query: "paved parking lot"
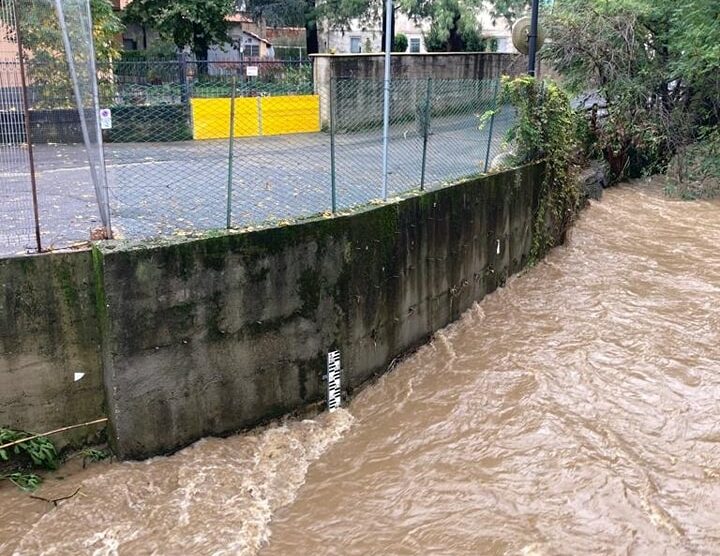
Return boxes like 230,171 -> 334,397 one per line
0,111 -> 513,255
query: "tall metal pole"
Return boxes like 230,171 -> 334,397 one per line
226,76 -> 236,229
54,0 -> 112,236
83,0 -> 112,237
329,77 -> 337,213
14,1 -> 42,252
419,78 -> 432,191
381,0 -> 393,200
527,0 -> 541,76
484,79 -> 500,173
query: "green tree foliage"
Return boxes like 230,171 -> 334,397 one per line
244,0 -> 527,54
124,0 -> 235,61
488,0 -> 528,25
246,0 -> 380,54
245,0 -> 322,54
392,32 -> 408,51
400,0 -> 483,52
543,0 -> 720,181
0,0 -> 122,107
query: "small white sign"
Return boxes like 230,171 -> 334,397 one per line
74,372 -> 85,382
326,351 -> 342,412
246,65 -> 259,77
99,108 -> 112,130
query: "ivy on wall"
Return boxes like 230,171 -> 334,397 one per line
501,76 -> 582,262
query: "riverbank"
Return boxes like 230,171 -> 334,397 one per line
3,178 -> 720,553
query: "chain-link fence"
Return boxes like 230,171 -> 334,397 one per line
1,0 -> 110,255
0,0 -> 39,255
1,55 -> 516,255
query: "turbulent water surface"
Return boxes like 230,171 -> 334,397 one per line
2,179 -> 720,555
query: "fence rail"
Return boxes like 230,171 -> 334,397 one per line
1,59 -> 513,256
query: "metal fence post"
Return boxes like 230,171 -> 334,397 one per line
178,52 -> 189,107
419,78 -> 432,191
226,76 -> 237,229
83,0 -> 113,239
484,79 -> 501,174
54,0 -> 112,236
381,0 -> 393,200
329,77 -> 337,213
13,1 -> 42,252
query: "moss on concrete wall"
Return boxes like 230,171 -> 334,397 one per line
0,163 -> 545,459
0,252 -> 106,449
98,162 -> 544,459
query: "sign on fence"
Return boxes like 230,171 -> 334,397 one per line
99,108 -> 112,130
246,66 -> 259,77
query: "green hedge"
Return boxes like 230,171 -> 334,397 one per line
104,105 -> 192,143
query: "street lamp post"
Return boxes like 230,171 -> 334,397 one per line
527,0 -> 541,76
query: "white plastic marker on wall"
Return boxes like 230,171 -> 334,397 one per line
326,351 -> 342,412
74,372 -> 85,382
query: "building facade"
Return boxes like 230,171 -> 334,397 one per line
320,3 -> 516,54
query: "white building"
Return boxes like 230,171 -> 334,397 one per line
320,3 -> 516,54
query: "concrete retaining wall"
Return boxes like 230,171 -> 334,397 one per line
313,53 -> 525,127
0,162 -> 547,459
0,252 -> 106,449
97,163 -> 544,458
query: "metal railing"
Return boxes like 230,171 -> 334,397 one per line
0,59 -> 514,256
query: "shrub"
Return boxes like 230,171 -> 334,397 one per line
105,105 -> 192,143
0,428 -> 59,491
393,34 -> 409,52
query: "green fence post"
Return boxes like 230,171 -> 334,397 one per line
484,78 -> 500,174
226,76 -> 237,229
329,77 -> 337,213
420,78 -> 432,191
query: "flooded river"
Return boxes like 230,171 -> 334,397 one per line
2,179 -> 720,555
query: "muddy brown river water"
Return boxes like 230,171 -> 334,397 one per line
2,179 -> 720,555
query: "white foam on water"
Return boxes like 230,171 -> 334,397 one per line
12,409 -> 354,556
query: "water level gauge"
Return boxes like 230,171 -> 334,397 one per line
326,351 -> 342,412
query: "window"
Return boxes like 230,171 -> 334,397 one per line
244,44 -> 260,57
122,37 -> 137,51
409,38 -> 421,53
350,37 -> 362,53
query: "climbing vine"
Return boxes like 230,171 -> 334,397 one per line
501,76 -> 582,261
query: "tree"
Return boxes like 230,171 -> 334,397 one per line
0,0 -> 123,107
124,0 -> 235,61
404,0 -> 482,52
245,0 -> 531,55
488,0 -> 528,25
393,32 -> 408,51
543,0 -> 720,180
246,0 -> 375,54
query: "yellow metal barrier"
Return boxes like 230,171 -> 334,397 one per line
190,95 -> 320,140
260,95 -> 321,135
190,98 -> 259,140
